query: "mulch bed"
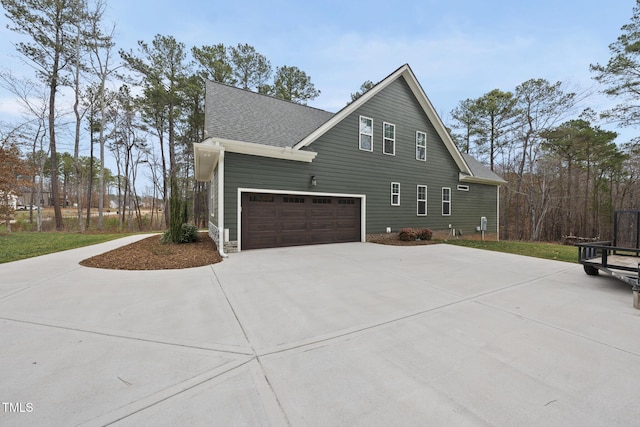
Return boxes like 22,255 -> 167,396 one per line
80,232 -> 223,270
366,233 -> 440,246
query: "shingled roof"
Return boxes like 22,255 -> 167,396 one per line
461,153 -> 506,183
205,80 -> 335,148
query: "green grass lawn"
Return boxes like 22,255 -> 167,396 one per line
0,232 -> 130,264
444,239 -> 578,263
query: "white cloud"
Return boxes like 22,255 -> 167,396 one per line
0,97 -> 24,117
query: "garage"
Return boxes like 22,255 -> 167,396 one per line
241,192 -> 361,250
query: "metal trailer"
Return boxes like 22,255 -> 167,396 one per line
576,210 -> 640,309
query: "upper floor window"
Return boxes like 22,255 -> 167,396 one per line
391,182 -> 400,206
417,185 -> 427,216
359,116 -> 373,151
383,122 -> 395,155
442,187 -> 451,216
416,131 -> 426,161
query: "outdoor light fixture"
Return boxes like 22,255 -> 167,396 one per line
311,175 -> 317,186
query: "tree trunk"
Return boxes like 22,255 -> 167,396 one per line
98,80 -> 106,230
49,23 -> 63,231
86,127 -> 94,228
49,112 -> 63,229
159,134 -> 169,228
73,29 -> 84,233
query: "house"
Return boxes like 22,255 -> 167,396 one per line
193,64 -> 505,253
0,191 -> 18,210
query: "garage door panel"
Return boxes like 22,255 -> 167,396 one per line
247,207 -> 277,218
337,208 -> 357,216
311,234 -> 336,244
337,220 -> 358,229
310,209 -> 334,217
242,192 -> 360,250
311,211 -> 335,217
247,222 -> 278,232
281,221 -> 308,231
247,236 -> 278,247
280,234 -> 311,246
310,220 -> 335,230
280,209 -> 307,218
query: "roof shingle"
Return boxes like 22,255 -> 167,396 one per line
461,153 -> 506,183
205,81 -> 334,148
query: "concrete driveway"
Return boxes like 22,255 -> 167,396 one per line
1,237 -> 639,426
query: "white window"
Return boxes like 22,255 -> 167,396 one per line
457,185 -> 469,191
383,122 -> 395,155
416,131 -> 426,161
417,185 -> 427,216
391,182 -> 400,206
210,170 -> 217,218
359,116 -> 373,151
442,187 -> 451,216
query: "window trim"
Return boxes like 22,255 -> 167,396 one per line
457,185 -> 469,192
417,185 -> 427,216
442,187 -> 451,216
210,191 -> 215,218
383,122 -> 396,156
391,182 -> 401,206
210,169 -> 217,218
416,131 -> 427,161
359,115 -> 373,152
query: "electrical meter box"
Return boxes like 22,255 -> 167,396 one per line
480,217 -> 487,232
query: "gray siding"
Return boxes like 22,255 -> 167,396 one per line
222,77 -> 499,240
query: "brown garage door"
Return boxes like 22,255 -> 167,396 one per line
241,193 -> 361,250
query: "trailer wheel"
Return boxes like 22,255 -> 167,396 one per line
583,265 -> 599,276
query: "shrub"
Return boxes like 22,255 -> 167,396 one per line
161,223 -> 199,244
179,223 -> 199,243
417,228 -> 433,240
398,227 -> 417,241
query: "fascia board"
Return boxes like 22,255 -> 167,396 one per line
459,173 -> 507,186
215,137 -> 317,162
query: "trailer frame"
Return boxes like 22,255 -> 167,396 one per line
576,210 -> 640,309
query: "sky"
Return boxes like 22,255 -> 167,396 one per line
0,0 -> 638,170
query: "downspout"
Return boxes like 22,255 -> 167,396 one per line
217,150 -> 228,258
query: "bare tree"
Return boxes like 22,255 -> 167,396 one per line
2,0 -> 87,230
509,79 -> 577,240
0,71 -> 49,230
71,5 -> 90,232
85,0 -> 117,230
